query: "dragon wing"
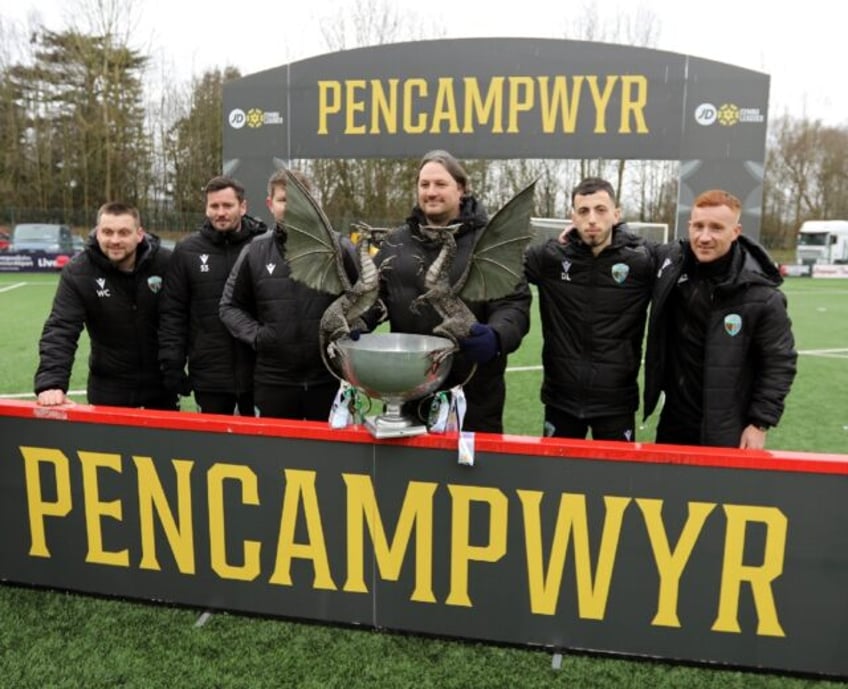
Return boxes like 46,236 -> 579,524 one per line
283,169 -> 350,295
460,179 -> 537,302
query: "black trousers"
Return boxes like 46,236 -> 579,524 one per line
655,409 -> 702,446
194,390 -> 255,417
544,405 -> 636,442
254,381 -> 338,421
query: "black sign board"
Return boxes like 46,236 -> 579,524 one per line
1,401 -> 845,678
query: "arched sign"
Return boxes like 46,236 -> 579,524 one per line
223,38 -> 769,236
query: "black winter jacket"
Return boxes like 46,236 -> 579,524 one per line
34,233 -> 172,407
643,237 -> 797,446
374,195 -> 531,433
158,216 -> 267,394
219,226 -> 357,388
525,224 -> 655,418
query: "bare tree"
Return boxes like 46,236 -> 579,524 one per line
559,2 -> 673,223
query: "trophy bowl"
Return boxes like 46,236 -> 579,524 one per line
334,332 -> 455,438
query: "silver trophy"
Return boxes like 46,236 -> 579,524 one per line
334,332 -> 454,438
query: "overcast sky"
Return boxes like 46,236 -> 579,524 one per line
3,0 -> 844,126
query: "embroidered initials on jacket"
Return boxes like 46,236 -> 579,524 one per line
95,278 -> 110,298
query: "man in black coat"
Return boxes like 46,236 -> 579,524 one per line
34,202 -> 176,410
643,189 -> 797,449
219,170 -> 357,421
525,177 -> 655,441
372,150 -> 531,434
158,176 -> 267,415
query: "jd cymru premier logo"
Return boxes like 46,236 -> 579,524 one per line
694,102 -> 764,127
228,108 -> 284,129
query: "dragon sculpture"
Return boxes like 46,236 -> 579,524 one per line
411,179 -> 538,348
282,167 -> 537,364
281,169 -> 386,372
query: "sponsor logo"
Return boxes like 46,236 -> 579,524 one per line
695,103 -> 717,126
695,102 -> 765,127
228,107 -> 284,130
228,108 -> 246,129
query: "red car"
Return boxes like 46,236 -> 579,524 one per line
0,230 -> 10,251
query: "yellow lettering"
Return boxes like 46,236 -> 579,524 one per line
586,76 -> 618,133
344,79 -> 367,135
507,76 -> 534,133
78,451 -> 128,567
371,78 -> 398,134
314,74 -> 651,138
446,486 -> 508,607
343,474 -> 437,602
463,76 -> 504,133
430,77 -> 460,133
317,80 -> 341,135
134,457 -> 195,574
637,498 -> 716,627
20,446 -> 73,558
519,491 -> 629,618
403,79 -> 427,133
619,75 -> 648,133
538,75 -> 583,133
207,463 -> 261,581
269,469 -> 336,590
713,505 -> 787,636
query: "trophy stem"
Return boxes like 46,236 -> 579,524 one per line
364,399 -> 428,439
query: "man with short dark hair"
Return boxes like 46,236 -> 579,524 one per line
219,169 -> 358,420
525,177 -> 655,441
158,175 -> 267,415
643,189 -> 797,448
35,202 -> 176,409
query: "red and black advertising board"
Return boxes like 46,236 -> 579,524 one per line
0,400 -> 845,678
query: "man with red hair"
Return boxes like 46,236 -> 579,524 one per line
643,189 -> 797,449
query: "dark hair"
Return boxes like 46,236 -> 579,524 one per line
571,177 -> 617,206
204,175 -> 245,201
97,201 -> 141,227
267,169 -> 312,196
419,149 -> 468,190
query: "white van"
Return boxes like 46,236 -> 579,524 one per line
795,220 -> 848,265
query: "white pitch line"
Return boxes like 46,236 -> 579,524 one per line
0,282 -> 27,293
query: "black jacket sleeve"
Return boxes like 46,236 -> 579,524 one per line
158,247 -> 190,371
34,272 -> 86,394
219,244 -> 261,348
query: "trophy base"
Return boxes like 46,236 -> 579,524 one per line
364,414 -> 428,439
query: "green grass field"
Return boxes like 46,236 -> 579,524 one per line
1,272 -> 847,688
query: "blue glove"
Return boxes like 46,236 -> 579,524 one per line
459,323 -> 499,365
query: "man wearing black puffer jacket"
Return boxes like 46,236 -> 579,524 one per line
372,150 -> 531,434
643,189 -> 797,449
219,170 -> 358,420
35,201 -> 176,410
525,177 -> 655,441
159,176 -> 267,416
